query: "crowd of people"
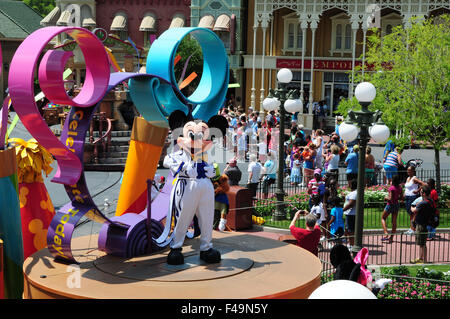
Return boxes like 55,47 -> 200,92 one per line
219,101 -> 348,190
215,100 -> 439,262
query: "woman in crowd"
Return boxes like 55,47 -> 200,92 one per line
302,144 -> 316,186
262,151 -> 277,199
313,129 -> 325,170
324,144 -> 340,182
365,146 -> 376,186
383,146 -> 402,185
426,178 -> 439,241
403,165 -> 425,235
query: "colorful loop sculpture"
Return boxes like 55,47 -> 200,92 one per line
7,26 -> 229,264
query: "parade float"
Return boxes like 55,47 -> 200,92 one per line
0,26 -> 322,299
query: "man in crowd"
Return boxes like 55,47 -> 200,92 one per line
410,185 -> 435,264
289,211 -> 321,256
345,144 -> 359,188
223,158 -> 242,186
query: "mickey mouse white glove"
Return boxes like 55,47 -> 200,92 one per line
204,164 -> 216,178
373,278 -> 392,291
186,162 -> 198,178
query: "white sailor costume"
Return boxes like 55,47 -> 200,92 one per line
161,149 -> 216,252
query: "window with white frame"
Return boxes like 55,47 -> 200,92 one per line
330,13 -> 352,56
283,13 -> 303,54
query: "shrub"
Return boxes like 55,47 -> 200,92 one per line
441,183 -> 450,202
416,267 -> 450,281
378,280 -> 449,299
381,265 -> 410,277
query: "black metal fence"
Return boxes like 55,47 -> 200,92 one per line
318,230 -> 450,280
240,168 -> 450,199
253,200 -> 450,231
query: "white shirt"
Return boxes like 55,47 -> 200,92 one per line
405,176 -> 419,197
247,161 -> 262,183
344,190 -> 357,216
327,154 -> 340,171
311,203 -> 325,225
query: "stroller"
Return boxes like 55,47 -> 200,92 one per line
398,158 -> 423,183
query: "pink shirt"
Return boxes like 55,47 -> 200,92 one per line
388,185 -> 402,205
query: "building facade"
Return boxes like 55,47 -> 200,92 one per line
245,0 -> 450,128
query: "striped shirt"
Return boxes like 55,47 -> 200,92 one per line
384,151 -> 399,167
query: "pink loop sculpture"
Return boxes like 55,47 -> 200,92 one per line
9,27 -> 110,186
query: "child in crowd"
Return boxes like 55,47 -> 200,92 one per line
307,195 -> 327,241
327,196 -> 345,248
381,175 -> 403,243
290,153 -> 302,186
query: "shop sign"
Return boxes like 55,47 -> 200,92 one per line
276,58 -> 364,70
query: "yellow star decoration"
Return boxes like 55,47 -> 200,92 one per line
28,218 -> 47,251
19,186 -> 30,208
8,138 -> 54,183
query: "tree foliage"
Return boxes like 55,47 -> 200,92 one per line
21,0 -> 56,17
337,15 -> 449,151
337,15 -> 450,192
173,35 -> 204,96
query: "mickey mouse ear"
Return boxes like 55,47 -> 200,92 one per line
207,115 -> 228,137
168,110 -> 189,131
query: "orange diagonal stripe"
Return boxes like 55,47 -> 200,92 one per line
174,54 -> 181,66
179,72 -> 198,90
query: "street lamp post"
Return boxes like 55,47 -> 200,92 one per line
339,82 -> 390,256
263,68 -> 303,221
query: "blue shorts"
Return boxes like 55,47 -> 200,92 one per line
405,195 -> 418,216
385,203 -> 399,215
384,165 -> 398,179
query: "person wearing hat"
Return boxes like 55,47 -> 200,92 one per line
223,158 -> 242,186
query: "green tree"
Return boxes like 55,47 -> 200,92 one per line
173,35 -> 203,97
337,15 -> 450,193
21,0 -> 55,17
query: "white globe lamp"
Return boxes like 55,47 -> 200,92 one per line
262,97 -> 281,112
308,280 -> 377,299
262,97 -> 276,111
338,121 -> 359,142
355,82 -> 376,103
284,98 -> 303,113
277,68 -> 293,84
370,123 -> 390,144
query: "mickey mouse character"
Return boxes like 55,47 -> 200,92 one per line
161,110 -> 228,265
329,244 -> 392,296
